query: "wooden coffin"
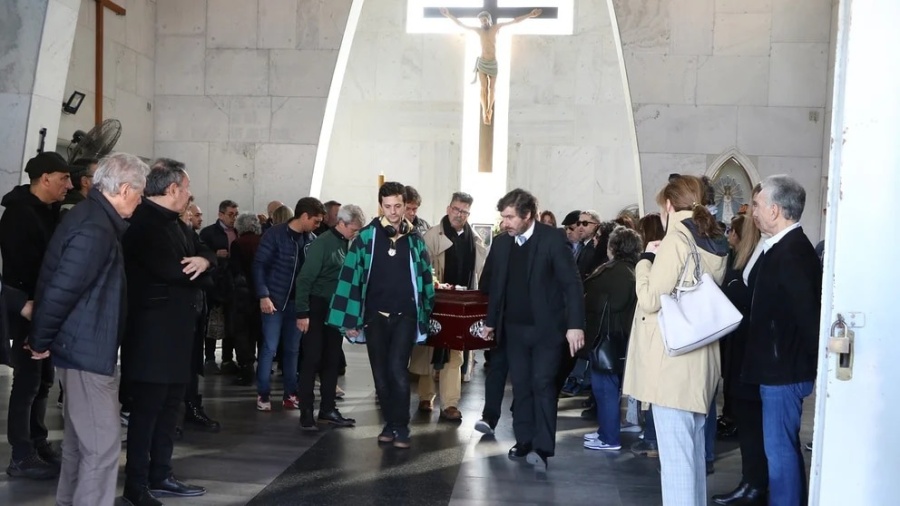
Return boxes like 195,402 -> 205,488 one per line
427,289 -> 495,351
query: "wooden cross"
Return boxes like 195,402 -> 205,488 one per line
95,0 -> 126,126
423,1 -> 558,173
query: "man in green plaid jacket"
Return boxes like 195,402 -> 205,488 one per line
326,182 -> 434,449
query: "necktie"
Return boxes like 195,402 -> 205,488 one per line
516,235 -> 526,246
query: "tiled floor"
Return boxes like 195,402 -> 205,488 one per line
0,347 -> 815,505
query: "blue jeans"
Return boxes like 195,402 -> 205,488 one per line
257,304 -> 301,400
591,371 -> 621,446
760,381 -> 814,506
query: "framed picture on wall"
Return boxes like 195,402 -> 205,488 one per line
472,224 -> 493,249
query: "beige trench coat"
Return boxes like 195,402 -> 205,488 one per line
409,222 -> 487,375
621,210 -> 727,415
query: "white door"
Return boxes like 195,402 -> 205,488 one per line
810,1 -> 900,504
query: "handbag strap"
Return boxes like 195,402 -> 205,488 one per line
671,233 -> 703,297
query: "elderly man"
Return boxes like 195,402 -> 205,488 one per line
28,153 -> 148,505
296,204 -> 366,430
0,151 -> 72,479
410,192 -> 486,421
121,159 -> 213,505
744,175 -> 822,506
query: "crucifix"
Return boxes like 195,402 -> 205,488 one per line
422,1 -> 558,173
95,0 -> 127,126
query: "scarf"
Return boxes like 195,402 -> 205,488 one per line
441,216 -> 476,288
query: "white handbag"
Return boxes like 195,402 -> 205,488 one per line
657,235 -> 742,357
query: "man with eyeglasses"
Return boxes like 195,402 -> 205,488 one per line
561,210 -> 581,256
200,200 -> 241,375
575,210 -> 603,279
410,192 -> 487,422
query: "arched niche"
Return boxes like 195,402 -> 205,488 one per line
705,149 -> 759,224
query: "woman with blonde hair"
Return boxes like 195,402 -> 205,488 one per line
622,175 -> 729,506
270,205 -> 294,226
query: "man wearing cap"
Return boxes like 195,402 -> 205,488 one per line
0,151 -> 72,479
561,210 -> 582,256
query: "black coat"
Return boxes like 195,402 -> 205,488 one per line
742,227 -> 822,385
0,185 -> 61,343
199,221 -> 234,304
721,252 -> 762,400
581,259 -> 637,371
484,222 -> 585,344
29,189 -> 129,376
122,199 -> 215,384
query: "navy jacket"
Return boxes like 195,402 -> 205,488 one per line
252,223 -> 315,312
29,189 -> 129,376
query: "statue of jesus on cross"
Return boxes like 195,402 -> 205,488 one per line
440,7 -> 542,126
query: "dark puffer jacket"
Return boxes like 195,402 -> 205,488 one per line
28,189 -> 129,376
252,223 -> 315,312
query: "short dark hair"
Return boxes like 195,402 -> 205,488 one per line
145,158 -> 187,197
404,185 -> 422,206
218,200 -> 238,213
450,192 -> 474,206
608,226 -> 643,264
379,182 -> 406,204
70,157 -> 99,191
294,197 -> 326,219
496,188 -> 538,220
324,200 -> 341,210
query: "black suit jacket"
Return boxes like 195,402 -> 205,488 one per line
484,222 -> 585,344
742,227 -> 822,385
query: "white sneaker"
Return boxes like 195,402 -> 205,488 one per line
584,439 -> 621,451
620,422 -> 642,433
120,411 -> 130,427
474,420 -> 494,435
257,395 -> 272,412
583,431 -> 601,441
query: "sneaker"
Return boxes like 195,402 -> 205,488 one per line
120,411 -> 131,427
630,439 -> 659,457
257,395 -> 272,412
583,431 -> 601,442
35,441 -> 61,468
377,425 -> 395,443
584,439 -> 621,451
6,453 -> 58,479
474,419 -> 495,435
393,427 -> 411,449
620,422 -> 642,433
283,395 -> 300,410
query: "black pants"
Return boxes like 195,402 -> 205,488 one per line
233,306 -> 261,369
300,296 -> 343,413
204,302 -> 236,364
733,397 -> 768,489
125,382 -> 186,489
481,336 -> 509,426
7,343 -> 53,461
365,312 -> 417,431
554,343 -> 578,394
506,324 -> 563,456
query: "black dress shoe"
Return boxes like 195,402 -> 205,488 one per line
300,410 -> 319,431
184,398 -> 221,432
123,486 -> 163,506
318,409 -> 355,427
508,443 -> 532,459
149,475 -> 206,497
712,482 -> 767,505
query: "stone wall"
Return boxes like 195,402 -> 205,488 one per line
59,0 -> 157,159
153,0 -> 351,216
612,0 -> 834,239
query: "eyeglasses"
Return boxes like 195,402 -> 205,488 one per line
449,206 -> 470,217
577,221 -> 598,227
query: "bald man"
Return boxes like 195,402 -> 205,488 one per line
260,201 -> 285,232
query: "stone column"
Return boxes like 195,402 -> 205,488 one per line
0,0 -> 80,192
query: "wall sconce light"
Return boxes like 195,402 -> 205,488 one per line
62,91 -> 86,114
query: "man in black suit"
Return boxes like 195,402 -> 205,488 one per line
481,189 -> 585,471
744,174 -> 822,506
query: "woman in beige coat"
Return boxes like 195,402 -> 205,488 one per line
622,175 -> 729,506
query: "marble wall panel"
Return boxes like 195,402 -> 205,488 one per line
32,0 -> 79,101
155,36 -> 205,95
737,106 -> 824,157
270,97 -> 327,144
610,0 -> 670,54
713,13 -> 772,56
258,0 -> 297,49
206,49 -> 269,96
670,0 -> 714,55
269,49 -> 337,97
638,153 -> 709,209
373,33 -> 423,102
209,142 -> 257,210
771,0 -> 832,43
154,141 -> 211,211
113,88 -> 154,156
0,0 -> 47,95
634,104 -> 738,154
226,97 -> 272,143
696,55 -> 769,105
136,54 -> 154,98
768,43 -> 828,107
115,45 -> 138,94
66,27 -> 95,94
316,0 -> 353,51
254,143 -> 317,208
715,0 -> 772,13
625,54 -> 698,105
155,96 -> 229,142
756,155 -> 824,238
156,0 -> 206,36
125,0 -> 155,59
0,94 -> 29,183
207,0 -> 258,49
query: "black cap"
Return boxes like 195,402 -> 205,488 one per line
24,152 -> 70,180
561,210 -> 581,226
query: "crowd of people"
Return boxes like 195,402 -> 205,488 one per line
0,151 -> 822,506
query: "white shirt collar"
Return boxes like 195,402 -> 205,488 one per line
763,222 -> 801,252
518,220 -> 536,242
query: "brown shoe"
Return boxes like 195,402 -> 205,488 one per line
440,406 -> 462,421
418,400 -> 434,413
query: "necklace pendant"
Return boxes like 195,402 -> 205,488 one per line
388,248 -> 396,257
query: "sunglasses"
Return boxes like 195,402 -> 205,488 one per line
577,221 -> 598,227
565,225 -> 577,232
